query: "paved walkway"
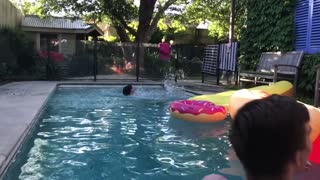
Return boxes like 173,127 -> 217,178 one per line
0,80 -> 225,176
0,81 -> 57,175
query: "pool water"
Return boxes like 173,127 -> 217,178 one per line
4,86 -> 243,180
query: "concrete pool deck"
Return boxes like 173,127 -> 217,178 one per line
0,81 -> 57,175
0,80 -> 226,175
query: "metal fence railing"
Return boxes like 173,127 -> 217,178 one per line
0,34 -> 238,84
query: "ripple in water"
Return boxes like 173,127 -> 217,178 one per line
4,87 -> 243,180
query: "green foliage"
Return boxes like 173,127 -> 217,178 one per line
68,55 -> 94,77
127,21 -> 139,41
298,54 -> 320,97
0,63 -> 13,81
158,19 -> 186,34
183,0 -> 228,41
21,0 -> 45,17
157,19 -> 187,41
103,0 -> 138,23
239,0 -> 296,70
182,0 -> 244,42
144,52 -> 163,78
105,35 -> 118,42
38,0 -> 181,42
149,30 -> 165,43
0,28 -> 35,75
41,0 -> 105,21
32,56 -> 70,80
208,21 -> 228,41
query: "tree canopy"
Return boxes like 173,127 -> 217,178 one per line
23,0 -> 240,43
181,0 -> 245,42
37,0 -> 184,42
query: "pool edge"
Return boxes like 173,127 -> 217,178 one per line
0,84 -> 58,178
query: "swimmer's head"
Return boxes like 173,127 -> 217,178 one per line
123,84 -> 133,96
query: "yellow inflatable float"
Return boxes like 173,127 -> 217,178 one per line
228,89 -> 320,164
189,81 -> 293,111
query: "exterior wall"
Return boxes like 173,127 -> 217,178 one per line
0,0 -> 22,29
23,31 -> 77,54
60,34 -> 76,55
24,32 -> 40,51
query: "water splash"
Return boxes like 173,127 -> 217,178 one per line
163,79 -> 176,91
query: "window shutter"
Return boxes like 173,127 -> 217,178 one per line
295,0 -> 309,51
310,0 -> 320,53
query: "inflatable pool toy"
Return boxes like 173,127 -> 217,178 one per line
169,100 -> 227,123
228,89 -> 320,164
228,89 -> 269,119
189,81 -> 293,112
250,80 -> 293,97
189,90 -> 235,111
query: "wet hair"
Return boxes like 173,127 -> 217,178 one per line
229,95 -> 310,178
123,84 -> 132,96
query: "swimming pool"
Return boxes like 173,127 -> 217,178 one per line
3,86 -> 242,180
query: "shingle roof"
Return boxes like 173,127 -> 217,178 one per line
22,15 -> 91,30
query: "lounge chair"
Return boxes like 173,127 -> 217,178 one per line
237,51 -> 304,96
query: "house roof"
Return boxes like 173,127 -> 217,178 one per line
21,15 -> 103,35
22,15 -> 91,29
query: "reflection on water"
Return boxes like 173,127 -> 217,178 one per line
4,87 -> 243,180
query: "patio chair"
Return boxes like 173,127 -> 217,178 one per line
237,51 -> 304,96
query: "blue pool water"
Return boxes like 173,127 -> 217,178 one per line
4,86 -> 243,180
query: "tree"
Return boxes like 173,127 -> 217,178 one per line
21,0 -> 46,17
181,0 -> 246,42
39,0 -> 184,43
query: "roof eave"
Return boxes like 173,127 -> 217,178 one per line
85,25 -> 104,36
21,26 -> 89,34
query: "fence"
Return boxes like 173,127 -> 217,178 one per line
27,40 -> 206,81
0,35 -> 238,84
0,0 -> 22,29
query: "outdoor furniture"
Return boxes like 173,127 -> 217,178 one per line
201,45 -> 219,84
237,51 -> 304,96
314,64 -> 320,106
201,42 -> 238,84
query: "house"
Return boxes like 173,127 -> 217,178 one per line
295,0 -> 320,54
21,15 -> 104,55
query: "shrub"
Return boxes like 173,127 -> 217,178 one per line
0,28 -> 35,75
298,54 -> 320,97
239,0 -> 296,70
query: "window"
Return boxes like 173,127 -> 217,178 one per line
40,34 -> 59,52
295,0 -> 320,54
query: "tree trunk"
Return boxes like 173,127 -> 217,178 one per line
114,25 -> 135,63
114,25 -> 130,42
136,0 -> 156,43
134,0 -> 157,79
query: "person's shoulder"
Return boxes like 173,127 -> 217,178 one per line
202,174 -> 227,180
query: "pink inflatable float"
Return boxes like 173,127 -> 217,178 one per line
169,100 -> 227,123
